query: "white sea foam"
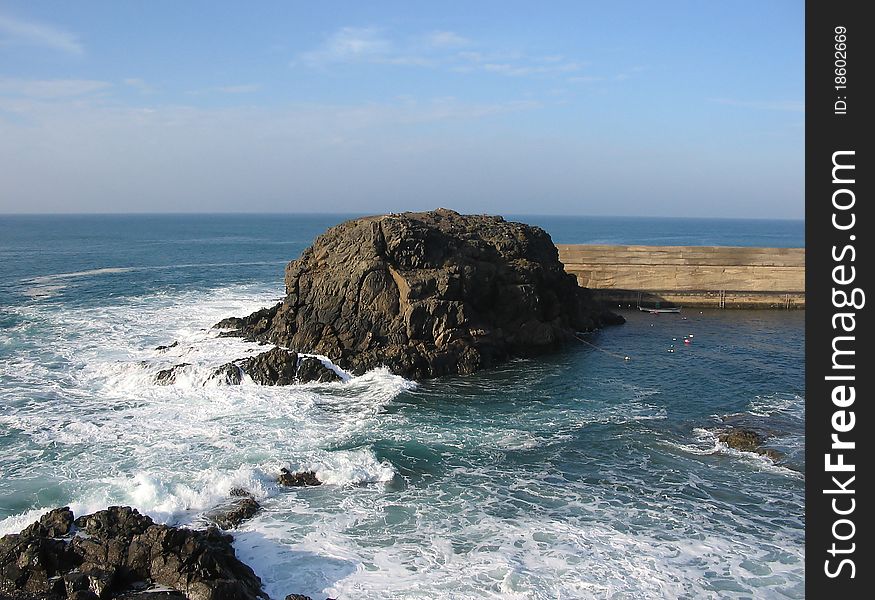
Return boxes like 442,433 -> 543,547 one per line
26,267 -> 137,283
0,283 -> 408,525
231,478 -> 803,600
748,392 -> 805,419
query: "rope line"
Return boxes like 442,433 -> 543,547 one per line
574,333 -> 631,361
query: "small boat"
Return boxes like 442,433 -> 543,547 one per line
638,306 -> 682,314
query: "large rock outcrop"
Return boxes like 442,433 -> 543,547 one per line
216,209 -> 623,379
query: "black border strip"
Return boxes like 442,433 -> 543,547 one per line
806,1 -> 872,596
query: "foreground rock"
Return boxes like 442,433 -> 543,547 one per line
215,209 -> 623,379
210,349 -> 341,386
1,506 -> 267,600
718,428 -> 783,461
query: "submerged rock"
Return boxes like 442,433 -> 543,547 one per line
210,350 -> 341,386
154,364 -> 190,386
202,497 -> 261,531
718,428 -> 764,452
215,209 -> 623,379
718,428 -> 784,461
154,341 -> 178,352
1,506 -> 267,600
277,469 -> 321,487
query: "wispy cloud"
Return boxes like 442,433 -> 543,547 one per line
711,98 -> 805,112
123,78 -> 156,94
463,60 -> 583,77
450,49 -> 584,77
296,27 -> 392,66
426,30 -> 470,48
295,26 -> 585,79
0,13 -> 83,55
0,77 -> 110,98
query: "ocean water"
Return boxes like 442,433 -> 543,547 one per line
0,215 -> 804,599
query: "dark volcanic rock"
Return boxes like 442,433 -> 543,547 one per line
718,428 -> 764,452
73,506 -> 153,542
212,351 -> 341,386
239,347 -> 299,386
277,469 -> 321,487
39,507 -> 74,538
203,498 -> 261,531
154,341 -> 178,352
1,506 -> 267,600
718,428 -> 783,461
0,521 -> 76,597
215,209 -> 623,379
294,358 -> 341,383
214,305 -> 280,339
154,364 -> 190,386
208,363 -> 243,386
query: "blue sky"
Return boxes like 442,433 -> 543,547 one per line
0,1 -> 803,217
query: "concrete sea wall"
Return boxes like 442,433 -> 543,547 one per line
556,245 -> 805,309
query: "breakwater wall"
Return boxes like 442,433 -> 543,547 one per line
556,245 -> 805,309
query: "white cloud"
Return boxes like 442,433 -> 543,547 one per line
426,30 -> 470,48
0,13 -> 83,55
295,26 -> 583,78
477,61 -> 582,77
123,78 -> 156,93
297,27 -> 392,66
452,49 -> 583,77
0,77 -> 110,98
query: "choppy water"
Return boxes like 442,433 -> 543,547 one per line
0,215 -> 804,599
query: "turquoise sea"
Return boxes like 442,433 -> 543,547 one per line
0,215 -> 804,599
